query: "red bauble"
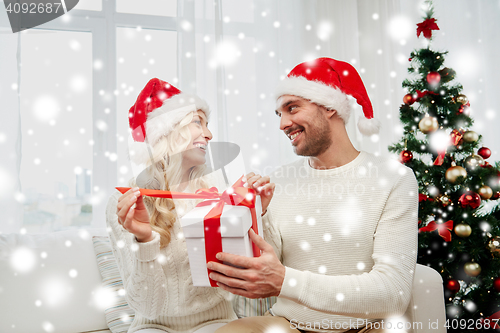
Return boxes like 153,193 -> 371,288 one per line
446,279 -> 460,294
478,147 -> 492,159
400,150 -> 413,163
426,72 -> 441,86
494,278 -> 500,292
493,192 -> 500,200
459,191 -> 481,209
403,94 -> 416,105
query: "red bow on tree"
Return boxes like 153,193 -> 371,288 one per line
417,18 -> 440,39
419,220 -> 454,242
415,89 -> 438,101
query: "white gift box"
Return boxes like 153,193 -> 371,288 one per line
181,196 -> 262,287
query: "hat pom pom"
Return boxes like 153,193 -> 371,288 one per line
357,116 -> 381,136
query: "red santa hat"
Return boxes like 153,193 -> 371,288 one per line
274,57 -> 380,136
128,78 -> 210,164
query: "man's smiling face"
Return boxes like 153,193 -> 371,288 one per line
275,95 -> 333,157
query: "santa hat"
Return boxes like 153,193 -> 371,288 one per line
128,78 -> 210,164
275,57 -> 380,136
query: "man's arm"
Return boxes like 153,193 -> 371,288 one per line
208,169 -> 418,319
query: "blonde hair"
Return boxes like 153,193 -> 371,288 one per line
130,111 -> 209,248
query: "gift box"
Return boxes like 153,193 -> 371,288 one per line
181,195 -> 262,287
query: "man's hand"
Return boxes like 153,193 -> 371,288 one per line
207,228 -> 285,298
243,172 -> 275,215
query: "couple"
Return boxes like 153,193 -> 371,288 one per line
107,57 -> 418,333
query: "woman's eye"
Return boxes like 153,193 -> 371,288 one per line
193,120 -> 202,125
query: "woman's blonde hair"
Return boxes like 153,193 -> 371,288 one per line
130,111 -> 209,248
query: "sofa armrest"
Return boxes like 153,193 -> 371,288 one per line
403,264 -> 447,333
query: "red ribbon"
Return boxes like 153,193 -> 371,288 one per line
419,220 -> 453,242
416,18 -> 440,39
116,176 -> 260,287
418,193 -> 434,202
433,129 -> 465,166
415,89 -> 438,101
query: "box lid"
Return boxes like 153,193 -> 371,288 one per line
181,196 -> 261,238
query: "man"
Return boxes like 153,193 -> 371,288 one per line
209,57 -> 418,333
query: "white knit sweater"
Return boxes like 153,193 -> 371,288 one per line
263,151 -> 418,333
105,189 -> 237,333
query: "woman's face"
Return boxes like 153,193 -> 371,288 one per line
182,110 -> 212,169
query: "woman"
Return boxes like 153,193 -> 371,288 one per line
106,78 -> 274,333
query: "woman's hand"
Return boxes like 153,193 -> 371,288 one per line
243,172 -> 275,215
116,188 -> 154,242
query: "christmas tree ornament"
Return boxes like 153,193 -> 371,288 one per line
438,67 -> 456,82
478,147 -> 492,159
456,94 -> 468,104
454,223 -> 472,238
478,185 -> 493,200
458,101 -> 471,116
463,130 -> 479,143
459,191 -> 481,209
403,93 -> 416,105
464,154 -> 484,171
493,192 -> 500,200
419,115 -> 438,134
426,71 -> 441,87
446,279 -> 460,294
416,18 -> 440,39
400,149 -> 413,163
489,236 -> 500,258
445,165 -> 467,184
464,262 -> 481,277
436,194 -> 451,207
494,278 -> 500,292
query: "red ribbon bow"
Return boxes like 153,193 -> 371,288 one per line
116,176 -> 260,287
415,89 -> 438,101
419,220 -> 453,242
416,18 -> 440,39
433,129 -> 465,166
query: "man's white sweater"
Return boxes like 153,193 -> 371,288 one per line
263,151 -> 418,332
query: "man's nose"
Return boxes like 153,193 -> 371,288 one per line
279,113 -> 292,131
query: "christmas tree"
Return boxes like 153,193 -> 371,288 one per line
388,2 -> 500,331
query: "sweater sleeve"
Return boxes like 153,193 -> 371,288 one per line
278,169 -> 418,319
105,192 -> 167,320
262,208 -> 282,261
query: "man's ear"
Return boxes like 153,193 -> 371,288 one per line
324,107 -> 337,119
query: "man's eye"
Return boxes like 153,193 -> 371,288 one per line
289,106 -> 297,111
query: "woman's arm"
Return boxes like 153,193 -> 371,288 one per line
106,191 -> 167,320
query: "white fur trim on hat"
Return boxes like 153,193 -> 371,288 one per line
145,92 -> 210,146
274,76 -> 351,123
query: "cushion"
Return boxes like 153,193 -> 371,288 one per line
92,236 -> 135,333
232,295 -> 277,318
0,229 -> 109,333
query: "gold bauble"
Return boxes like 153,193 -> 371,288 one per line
479,185 -> 493,200
464,154 -> 484,171
418,116 -> 439,134
456,94 -> 468,105
463,131 -> 479,143
436,194 -> 451,207
445,165 -> 467,184
464,262 -> 481,277
488,236 -> 500,258
454,223 -> 472,238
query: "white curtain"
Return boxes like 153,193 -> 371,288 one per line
1,0 -> 499,232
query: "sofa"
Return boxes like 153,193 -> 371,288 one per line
0,228 -> 447,333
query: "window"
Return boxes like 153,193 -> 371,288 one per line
17,1 -> 178,232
